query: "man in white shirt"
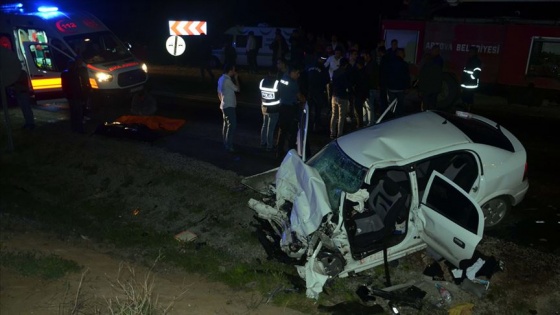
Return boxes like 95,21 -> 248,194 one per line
217,63 -> 240,152
323,47 -> 343,100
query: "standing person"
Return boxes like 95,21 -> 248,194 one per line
330,57 -> 351,139
387,38 -> 399,56
346,48 -> 360,128
378,45 -> 390,114
274,58 -> 288,80
386,48 -> 411,117
323,47 -> 343,101
306,54 -> 330,133
276,65 -> 303,159
224,40 -> 237,67
362,49 -> 380,126
259,75 -> 280,152
352,57 -> 369,129
289,29 -> 305,68
418,45 -> 443,111
246,31 -> 258,74
217,63 -> 240,152
329,34 -> 345,55
61,57 -> 91,133
270,29 -> 288,71
11,69 -> 35,129
258,58 -> 287,153
461,46 -> 482,112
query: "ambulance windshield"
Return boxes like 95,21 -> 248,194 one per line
65,31 -> 133,64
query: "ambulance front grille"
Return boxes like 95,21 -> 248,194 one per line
117,69 -> 147,87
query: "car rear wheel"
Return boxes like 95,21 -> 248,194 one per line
481,197 -> 510,230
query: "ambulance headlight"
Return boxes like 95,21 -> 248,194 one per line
95,72 -> 113,82
141,63 -> 148,73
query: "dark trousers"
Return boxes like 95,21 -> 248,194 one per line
68,98 -> 85,133
379,86 -> 388,114
461,88 -> 475,111
276,104 -> 299,158
422,92 -> 439,111
247,49 -> 258,72
387,90 -> 405,117
307,91 -> 328,131
353,95 -> 367,128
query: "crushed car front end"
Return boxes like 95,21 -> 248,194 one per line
245,144 -> 368,298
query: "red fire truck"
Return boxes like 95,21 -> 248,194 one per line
381,17 -> 560,107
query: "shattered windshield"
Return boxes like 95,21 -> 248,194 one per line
307,142 -> 368,211
64,31 -> 133,64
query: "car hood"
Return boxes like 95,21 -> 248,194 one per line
276,151 -> 332,237
337,111 -> 471,167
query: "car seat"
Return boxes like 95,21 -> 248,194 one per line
350,177 -> 406,252
442,155 -> 477,192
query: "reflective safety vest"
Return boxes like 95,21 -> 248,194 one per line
259,77 -> 280,106
461,56 -> 482,89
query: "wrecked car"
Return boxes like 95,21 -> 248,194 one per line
243,108 -> 529,299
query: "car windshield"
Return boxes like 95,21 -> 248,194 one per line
64,31 -> 133,64
307,142 -> 368,212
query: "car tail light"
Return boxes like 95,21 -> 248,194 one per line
523,162 -> 528,181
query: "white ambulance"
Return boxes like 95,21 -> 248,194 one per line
211,24 -> 296,68
0,2 -> 148,99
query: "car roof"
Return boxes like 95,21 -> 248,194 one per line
336,111 -> 472,167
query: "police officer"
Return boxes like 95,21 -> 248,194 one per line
461,46 -> 482,112
259,76 -> 281,151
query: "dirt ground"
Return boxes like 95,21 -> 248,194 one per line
0,230 -> 306,315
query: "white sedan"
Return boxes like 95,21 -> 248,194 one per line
243,108 -> 529,299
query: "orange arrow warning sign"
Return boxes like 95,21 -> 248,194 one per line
169,21 -> 207,36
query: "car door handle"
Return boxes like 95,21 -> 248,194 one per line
453,237 -> 465,249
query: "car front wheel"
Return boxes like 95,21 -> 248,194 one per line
481,197 -> 510,230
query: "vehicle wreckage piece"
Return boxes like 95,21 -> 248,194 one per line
244,109 -> 525,299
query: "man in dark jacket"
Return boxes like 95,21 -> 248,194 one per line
276,65 -> 303,159
386,48 -> 411,117
330,57 -> 352,138
418,45 -> 443,111
61,57 -> 91,133
306,54 -> 330,133
352,57 -> 369,129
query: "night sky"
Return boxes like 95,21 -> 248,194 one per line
47,0 -> 560,58
53,1 -> 556,43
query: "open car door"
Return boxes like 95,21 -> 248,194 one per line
418,171 -> 484,268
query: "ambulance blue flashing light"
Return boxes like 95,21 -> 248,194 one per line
38,6 -> 58,12
0,2 -> 23,13
1,2 -> 60,14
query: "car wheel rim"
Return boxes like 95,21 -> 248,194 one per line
483,199 -> 506,227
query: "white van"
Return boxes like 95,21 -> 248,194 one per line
211,24 -> 296,68
0,2 -> 148,99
